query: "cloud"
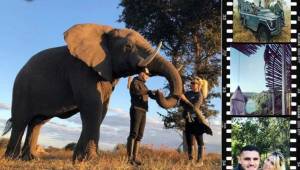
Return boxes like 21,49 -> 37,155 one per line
147,116 -> 164,126
0,106 -> 221,153
0,103 -> 10,110
55,107 -> 221,152
208,115 -> 222,126
108,108 -> 129,117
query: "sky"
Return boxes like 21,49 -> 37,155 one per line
0,0 -> 221,153
230,45 -> 267,93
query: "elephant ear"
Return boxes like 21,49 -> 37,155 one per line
64,24 -> 113,81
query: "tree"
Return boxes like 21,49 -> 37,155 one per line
119,0 -> 220,122
119,0 -> 221,152
253,91 -> 272,114
232,117 -> 289,166
64,142 -> 76,151
119,0 -> 221,151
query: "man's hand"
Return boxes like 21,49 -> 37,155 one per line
148,90 -> 157,99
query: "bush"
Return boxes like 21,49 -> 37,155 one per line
64,142 -> 76,151
114,143 -> 126,152
0,138 -> 9,148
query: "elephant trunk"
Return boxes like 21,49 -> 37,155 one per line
147,55 -> 182,109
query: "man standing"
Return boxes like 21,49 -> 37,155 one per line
127,67 -> 156,166
234,145 -> 260,170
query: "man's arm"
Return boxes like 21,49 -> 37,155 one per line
147,90 -> 157,99
130,80 -> 148,95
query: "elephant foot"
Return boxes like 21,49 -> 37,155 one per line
21,151 -> 37,161
72,151 -> 98,163
72,141 -> 98,163
72,150 -> 86,163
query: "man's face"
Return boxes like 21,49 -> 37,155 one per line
238,151 -> 260,170
139,72 -> 149,81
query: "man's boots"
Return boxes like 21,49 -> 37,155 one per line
127,138 -> 135,165
133,140 -> 142,165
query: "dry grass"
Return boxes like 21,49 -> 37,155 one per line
233,9 -> 257,42
233,8 -> 291,43
0,143 -> 221,170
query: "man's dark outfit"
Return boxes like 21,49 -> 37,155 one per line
181,91 -> 205,161
127,76 -> 155,165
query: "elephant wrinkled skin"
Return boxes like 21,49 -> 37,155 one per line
4,24 -> 182,162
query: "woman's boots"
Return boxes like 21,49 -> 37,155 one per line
187,145 -> 204,167
196,145 -> 204,166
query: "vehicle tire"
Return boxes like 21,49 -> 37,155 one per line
257,26 -> 270,42
240,17 -> 244,25
241,18 -> 247,28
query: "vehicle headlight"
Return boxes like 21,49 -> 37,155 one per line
267,20 -> 276,28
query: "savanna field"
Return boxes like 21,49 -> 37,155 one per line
0,138 -> 221,170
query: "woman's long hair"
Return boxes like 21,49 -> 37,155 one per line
192,76 -> 209,99
264,151 -> 286,170
272,151 -> 285,170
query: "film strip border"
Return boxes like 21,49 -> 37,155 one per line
221,0 -> 299,169
222,0 -> 232,169
290,1 -> 298,170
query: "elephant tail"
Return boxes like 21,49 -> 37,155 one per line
2,118 -> 12,136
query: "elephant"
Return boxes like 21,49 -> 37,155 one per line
3,24 -> 183,162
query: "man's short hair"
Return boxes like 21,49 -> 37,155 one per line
239,145 -> 260,155
139,67 -> 150,76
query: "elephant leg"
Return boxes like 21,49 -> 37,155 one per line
21,118 -> 49,161
100,100 -> 110,124
73,101 -> 102,162
98,81 -> 113,125
5,120 -> 27,159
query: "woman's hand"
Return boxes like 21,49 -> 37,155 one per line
180,94 -> 188,101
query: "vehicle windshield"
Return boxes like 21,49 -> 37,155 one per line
259,9 -> 272,13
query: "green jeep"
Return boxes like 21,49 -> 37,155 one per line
238,0 -> 285,42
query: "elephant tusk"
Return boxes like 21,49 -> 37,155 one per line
177,65 -> 183,71
137,41 -> 162,67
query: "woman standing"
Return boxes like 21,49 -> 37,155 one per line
180,76 -> 211,166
